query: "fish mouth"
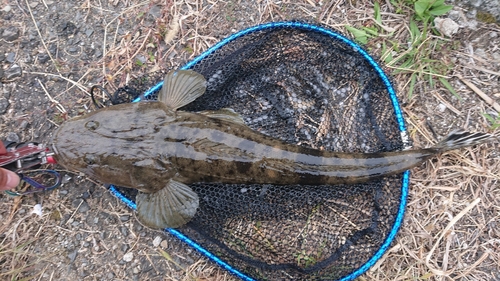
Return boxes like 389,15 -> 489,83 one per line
50,126 -> 63,166
50,121 -> 83,169
50,142 -> 62,165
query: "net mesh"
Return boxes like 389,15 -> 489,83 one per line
115,24 -> 407,280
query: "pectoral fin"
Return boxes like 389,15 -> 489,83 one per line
136,179 -> 199,229
159,70 -> 207,110
197,108 -> 247,125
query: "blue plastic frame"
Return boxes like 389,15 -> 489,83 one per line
110,21 -> 410,281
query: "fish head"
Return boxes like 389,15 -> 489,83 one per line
52,102 -> 177,190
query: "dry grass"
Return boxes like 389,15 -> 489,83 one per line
1,0 -> 499,280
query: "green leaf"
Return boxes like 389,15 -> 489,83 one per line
382,41 -> 394,64
158,249 -> 173,261
429,4 -> 453,16
482,113 -> 500,130
420,272 -> 435,279
408,73 -> 417,99
363,26 -> 379,36
374,2 -> 382,24
432,0 -> 446,8
438,77 -> 462,100
385,52 -> 393,64
482,113 -> 496,123
414,1 -> 429,18
428,72 -> 435,88
409,20 -> 421,43
345,25 -> 368,44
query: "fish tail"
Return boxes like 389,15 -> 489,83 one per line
433,130 -> 496,152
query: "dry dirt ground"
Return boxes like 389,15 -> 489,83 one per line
0,0 -> 499,280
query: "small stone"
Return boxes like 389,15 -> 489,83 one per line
434,18 -> 459,37
135,55 -> 147,64
474,48 -> 487,59
470,0 -> 482,7
71,221 -> 80,227
493,52 -> 500,61
78,201 -> 90,213
48,43 -> 57,55
0,98 -> 9,114
160,240 -> 168,248
68,250 -> 78,262
6,53 -> 15,63
19,120 -> 29,129
123,252 -> 133,262
58,21 -> 78,37
4,64 -> 22,80
121,244 -> 129,252
85,28 -> 94,37
72,198 -> 82,207
2,5 -> 12,12
32,204 -> 43,216
93,190 -> 102,198
148,5 -> 161,18
82,191 -> 90,199
134,224 -> 143,232
152,236 -> 162,247
120,215 -> 130,222
72,198 -> 90,213
38,53 -> 50,63
133,267 -> 140,274
120,227 -> 128,237
61,174 -> 72,184
68,46 -> 78,54
2,26 -> 19,41
6,132 -> 19,143
448,10 -> 460,21
438,103 -> 447,112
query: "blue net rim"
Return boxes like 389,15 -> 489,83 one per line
109,21 -> 410,281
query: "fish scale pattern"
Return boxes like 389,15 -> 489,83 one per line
118,25 -> 406,280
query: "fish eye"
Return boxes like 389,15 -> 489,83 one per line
85,121 -> 100,131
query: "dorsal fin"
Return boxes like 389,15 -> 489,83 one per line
158,70 -> 207,110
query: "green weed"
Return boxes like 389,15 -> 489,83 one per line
483,113 -> 500,130
354,0 -> 459,99
413,0 -> 453,24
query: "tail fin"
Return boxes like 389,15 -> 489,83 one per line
433,130 -> 496,152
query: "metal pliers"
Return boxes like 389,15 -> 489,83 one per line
0,141 -> 61,196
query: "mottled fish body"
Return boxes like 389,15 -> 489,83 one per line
52,70 -> 495,229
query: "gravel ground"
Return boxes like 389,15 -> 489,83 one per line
1,0 -> 499,280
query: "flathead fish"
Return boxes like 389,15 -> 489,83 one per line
52,70 -> 495,229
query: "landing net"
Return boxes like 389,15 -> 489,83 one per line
110,22 -> 410,281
